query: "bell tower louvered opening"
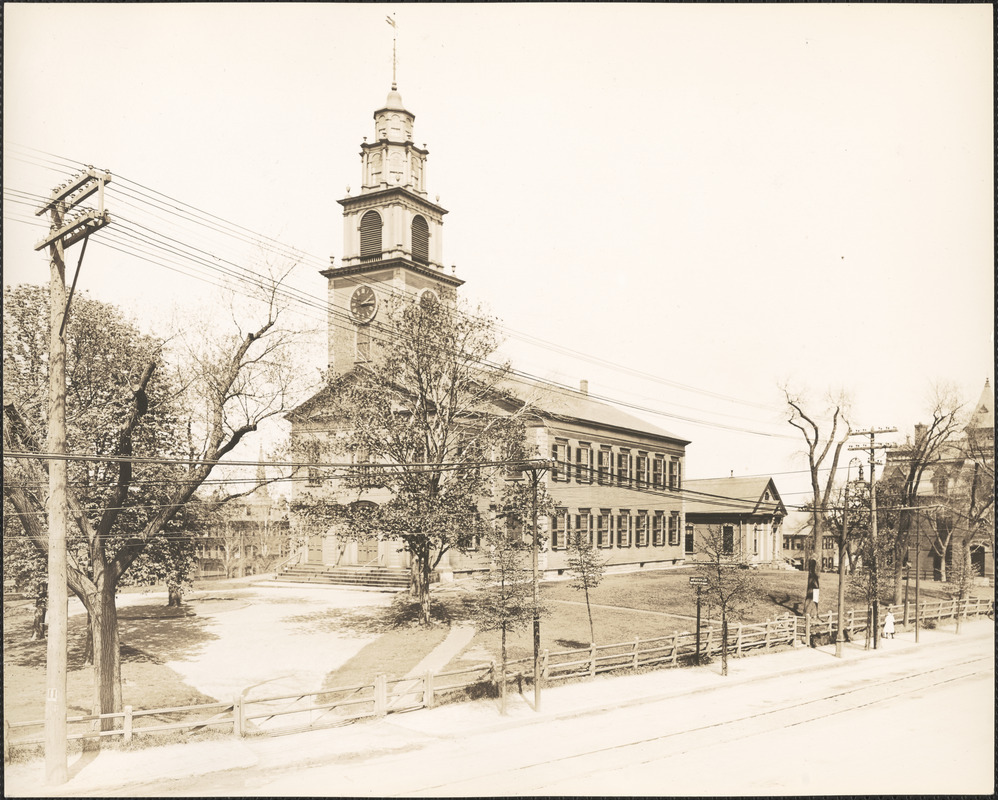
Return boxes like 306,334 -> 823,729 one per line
411,215 -> 429,263
360,210 -> 383,259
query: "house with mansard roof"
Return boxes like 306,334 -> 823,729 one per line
285,83 -> 691,583
881,378 -> 994,581
682,476 -> 788,567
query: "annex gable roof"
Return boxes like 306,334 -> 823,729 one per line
683,476 -> 788,518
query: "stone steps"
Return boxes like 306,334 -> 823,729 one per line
276,565 -> 410,589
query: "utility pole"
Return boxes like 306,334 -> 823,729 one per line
34,168 -> 111,785
849,427 -> 896,651
508,459 -> 552,713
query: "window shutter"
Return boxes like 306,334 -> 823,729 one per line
360,210 -> 383,258
411,215 -> 429,263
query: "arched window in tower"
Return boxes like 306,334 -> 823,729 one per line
411,215 -> 429,264
360,210 -> 383,259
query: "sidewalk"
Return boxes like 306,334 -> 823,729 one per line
5,618 -> 993,797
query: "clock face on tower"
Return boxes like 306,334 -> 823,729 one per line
350,285 -> 377,323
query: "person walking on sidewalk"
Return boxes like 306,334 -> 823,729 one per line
883,609 -> 895,639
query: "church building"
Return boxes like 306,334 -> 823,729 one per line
287,83 -> 691,582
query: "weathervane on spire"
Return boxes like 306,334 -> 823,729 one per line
386,14 -> 398,89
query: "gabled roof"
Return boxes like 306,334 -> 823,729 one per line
288,369 -> 691,446
499,374 -> 690,445
683,476 -> 788,518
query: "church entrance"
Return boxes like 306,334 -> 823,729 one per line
356,537 -> 379,565
308,535 -> 324,564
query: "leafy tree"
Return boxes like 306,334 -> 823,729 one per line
315,297 -> 535,625
471,523 -> 534,714
567,531 -> 608,644
783,386 -> 851,614
3,279 -> 307,728
694,525 -> 760,676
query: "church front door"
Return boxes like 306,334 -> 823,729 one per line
356,537 -> 379,565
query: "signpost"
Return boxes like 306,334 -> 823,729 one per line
690,576 -> 708,665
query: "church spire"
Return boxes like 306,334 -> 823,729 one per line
386,14 -> 398,90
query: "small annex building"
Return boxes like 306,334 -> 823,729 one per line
682,476 -> 788,567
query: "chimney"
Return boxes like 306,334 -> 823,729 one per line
579,379 -> 589,395
914,423 -> 927,443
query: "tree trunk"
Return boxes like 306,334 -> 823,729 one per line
721,615 -> 728,676
83,610 -> 94,665
89,584 -> 123,732
499,625 -> 508,715
167,582 -> 183,607
409,539 -> 433,625
585,589 -> 595,644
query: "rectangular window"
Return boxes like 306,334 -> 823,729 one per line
551,509 -> 567,549
669,512 -> 681,546
598,448 -> 613,485
307,467 -> 321,487
551,440 -> 568,482
576,443 -> 593,484
670,457 -> 682,489
635,453 -> 649,487
636,511 -> 649,547
617,450 -> 631,486
575,509 -> 592,547
685,524 -> 695,554
753,525 -> 760,555
597,510 -> 612,548
616,511 -> 631,547
652,456 -> 664,489
652,512 -> 664,546
783,536 -> 791,550
722,525 -> 735,556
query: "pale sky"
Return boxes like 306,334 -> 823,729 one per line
3,3 -> 993,514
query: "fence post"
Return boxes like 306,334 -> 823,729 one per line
847,608 -> 854,641
805,613 -> 811,647
374,674 -> 388,717
423,671 -> 434,709
541,649 -> 550,679
632,637 -> 640,670
589,643 -> 597,679
705,627 -> 714,659
764,620 -> 771,650
123,705 -> 133,744
232,695 -> 243,738
736,625 -> 744,656
671,633 -> 679,666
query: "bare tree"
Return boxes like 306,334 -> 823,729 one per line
783,385 -> 851,613
472,523 -> 535,714
694,525 -> 760,676
882,387 -> 964,601
567,531 -> 608,645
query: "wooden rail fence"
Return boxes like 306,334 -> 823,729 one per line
5,596 -> 991,756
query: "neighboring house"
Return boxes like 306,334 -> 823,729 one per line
195,468 -> 291,578
286,84 -> 691,580
882,379 -> 994,581
683,476 -> 788,567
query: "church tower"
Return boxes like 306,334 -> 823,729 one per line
322,83 -> 463,375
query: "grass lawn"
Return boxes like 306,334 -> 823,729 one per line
4,569 -> 988,737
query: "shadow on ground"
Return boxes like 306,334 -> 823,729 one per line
3,600 -> 220,669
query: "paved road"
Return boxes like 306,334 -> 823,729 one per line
77,626 -> 992,797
